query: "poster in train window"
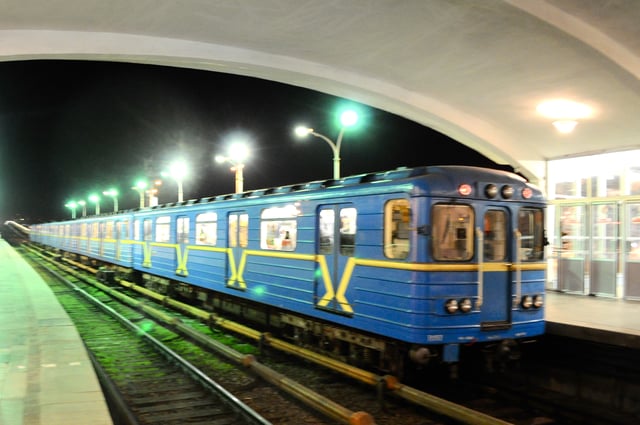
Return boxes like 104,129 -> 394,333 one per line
260,205 -> 298,251
384,199 -> 411,259
195,212 -> 217,245
432,204 -> 474,261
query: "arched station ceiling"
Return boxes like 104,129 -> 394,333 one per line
2,0 -> 639,184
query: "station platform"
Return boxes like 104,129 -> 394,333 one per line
0,239 -> 113,425
545,290 -> 640,350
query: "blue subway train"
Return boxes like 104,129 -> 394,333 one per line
30,165 -> 546,375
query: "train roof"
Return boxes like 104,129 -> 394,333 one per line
35,165 -> 543,225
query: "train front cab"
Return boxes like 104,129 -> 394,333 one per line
430,190 -> 546,366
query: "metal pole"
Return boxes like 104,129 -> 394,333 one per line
235,164 -> 244,193
177,179 -> 184,202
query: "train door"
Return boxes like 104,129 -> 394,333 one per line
315,204 -> 356,314
556,204 -> 588,293
625,202 -> 640,299
176,215 -> 189,276
481,208 -> 511,325
226,212 -> 248,289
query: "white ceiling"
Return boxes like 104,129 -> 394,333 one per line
2,0 -> 639,183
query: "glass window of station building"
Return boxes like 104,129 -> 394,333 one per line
546,149 -> 640,299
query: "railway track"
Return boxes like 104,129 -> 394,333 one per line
25,250 -> 271,425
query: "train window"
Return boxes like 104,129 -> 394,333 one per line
261,205 -> 299,251
105,221 -> 114,240
228,213 -> 249,248
432,204 -> 474,261
518,208 -> 545,261
196,212 -> 217,245
484,210 -> 506,261
143,219 -> 152,241
229,216 -> 237,247
384,199 -> 411,259
81,223 -> 87,238
91,223 -> 99,239
155,216 -> 171,243
340,207 -> 357,256
319,209 -> 334,254
119,220 -> 129,240
177,216 -> 189,244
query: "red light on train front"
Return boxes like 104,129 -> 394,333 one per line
522,187 -> 533,199
458,184 -> 472,196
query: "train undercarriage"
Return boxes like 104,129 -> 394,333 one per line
59,249 -> 521,380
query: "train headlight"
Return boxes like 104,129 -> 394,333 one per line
521,295 -> 533,309
445,299 -> 459,314
485,184 -> 498,198
459,298 -> 472,313
533,294 -> 544,308
522,187 -> 533,199
501,185 -> 514,199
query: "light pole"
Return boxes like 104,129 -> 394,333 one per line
102,188 -> 119,212
131,181 -> 147,208
215,141 -> 250,193
65,201 -> 78,219
147,180 -> 162,207
78,200 -> 87,217
294,109 -> 359,180
164,161 -> 187,202
89,194 -> 100,215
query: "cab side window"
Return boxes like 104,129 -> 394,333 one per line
384,199 -> 411,259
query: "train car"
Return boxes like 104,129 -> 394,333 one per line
30,165 -> 546,376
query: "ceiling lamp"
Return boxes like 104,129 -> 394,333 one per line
537,99 -> 592,134
552,120 -> 578,133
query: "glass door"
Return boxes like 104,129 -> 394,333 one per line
590,203 -> 618,296
557,204 -> 588,293
625,202 -> 640,299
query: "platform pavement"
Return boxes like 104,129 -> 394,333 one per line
545,290 -> 640,349
0,238 -> 113,425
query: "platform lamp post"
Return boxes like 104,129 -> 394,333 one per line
215,141 -> 250,193
78,200 -> 87,217
163,161 -> 188,203
102,188 -> 119,212
294,109 -> 359,180
131,181 -> 147,208
148,180 -> 162,207
89,194 -> 101,215
65,201 -> 78,219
